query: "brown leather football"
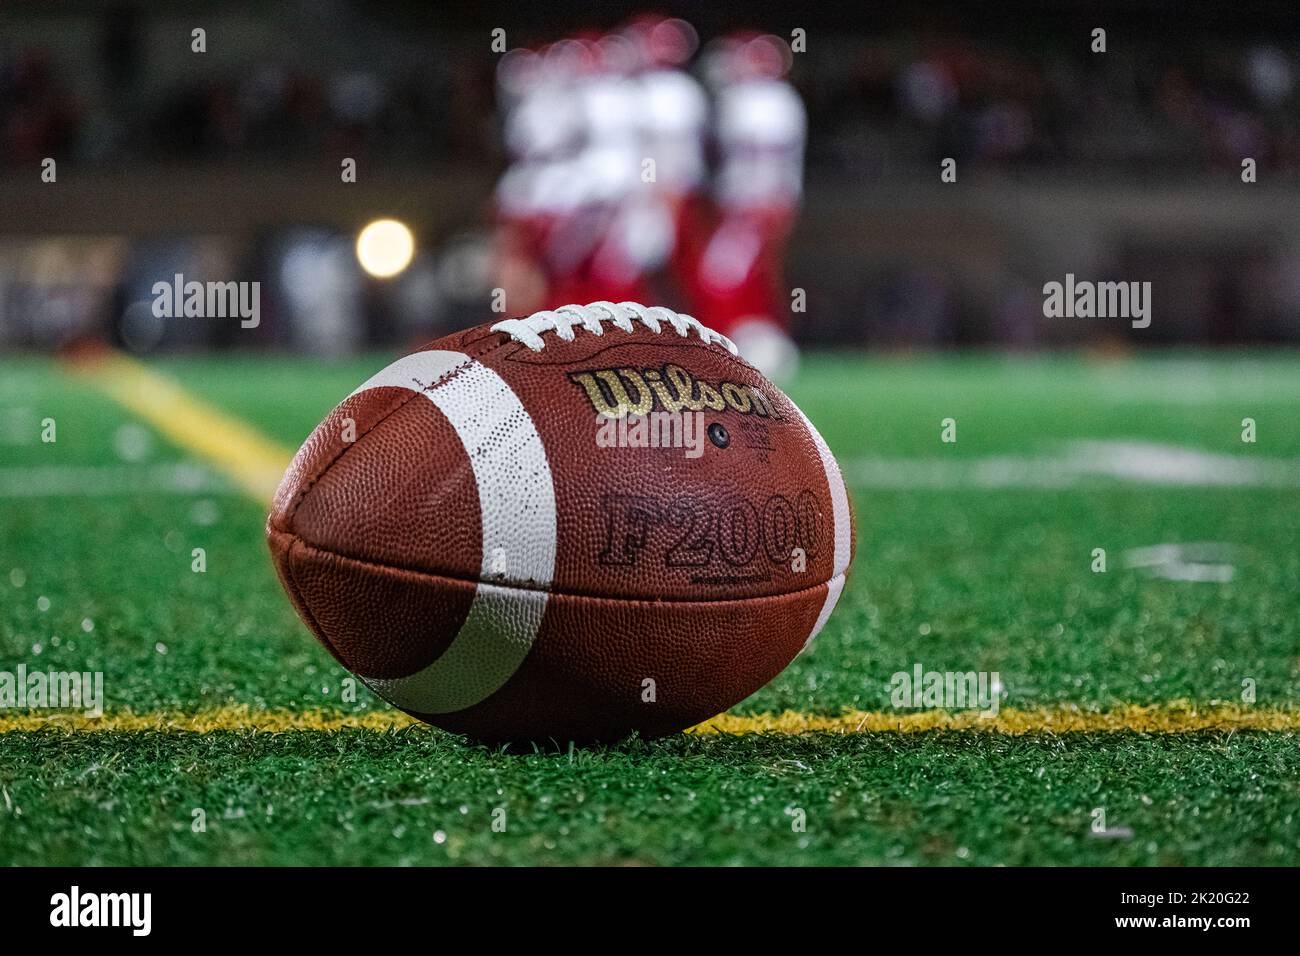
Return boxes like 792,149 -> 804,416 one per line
267,301 -> 854,742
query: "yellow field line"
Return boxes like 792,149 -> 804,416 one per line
0,702 -> 1295,735
692,702 -> 1300,735
54,356 -> 1298,741
65,352 -> 292,502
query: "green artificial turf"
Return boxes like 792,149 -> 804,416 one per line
1,350 -> 1298,865
2,730 -> 1297,866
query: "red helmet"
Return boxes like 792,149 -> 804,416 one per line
621,15 -> 699,69
704,32 -> 793,86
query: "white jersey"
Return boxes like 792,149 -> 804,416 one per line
714,79 -> 806,209
504,83 -> 581,161
638,68 -> 708,193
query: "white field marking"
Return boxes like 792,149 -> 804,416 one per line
0,463 -> 230,498
845,441 -> 1300,489
0,371 -> 50,399
1088,360 -> 1300,405
0,407 -> 36,445
1123,542 -> 1237,582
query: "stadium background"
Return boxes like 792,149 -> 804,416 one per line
2,0 -> 1299,868
4,1 -> 1300,352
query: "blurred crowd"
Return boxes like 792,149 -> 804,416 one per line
0,41 -> 485,166
2,16 -> 1298,174
0,48 -> 82,166
806,39 -> 1300,174
3,6 -> 1300,353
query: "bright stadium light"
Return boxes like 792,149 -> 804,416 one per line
355,218 -> 415,278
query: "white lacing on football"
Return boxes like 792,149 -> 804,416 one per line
490,301 -> 738,355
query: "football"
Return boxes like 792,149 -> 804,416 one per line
267,301 -> 854,742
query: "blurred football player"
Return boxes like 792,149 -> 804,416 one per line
492,41 -> 586,314
684,32 -> 805,379
622,17 -> 708,290
493,34 -> 652,313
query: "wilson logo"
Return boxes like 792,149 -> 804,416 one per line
569,365 -> 778,420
